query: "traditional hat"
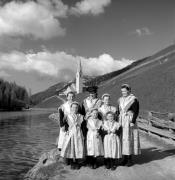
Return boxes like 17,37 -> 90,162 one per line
102,93 -> 110,99
106,111 -> 115,116
121,83 -> 131,91
66,90 -> 75,97
87,86 -> 98,93
90,107 -> 98,112
70,101 -> 79,107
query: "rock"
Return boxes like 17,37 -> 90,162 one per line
48,113 -> 60,124
168,113 -> 175,122
24,148 -> 65,180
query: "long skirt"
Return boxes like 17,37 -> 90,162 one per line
104,134 -> 121,159
57,128 -> 66,149
61,127 -> 85,159
121,114 -> 141,155
86,131 -> 104,157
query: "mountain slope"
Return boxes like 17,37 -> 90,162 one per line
96,44 -> 175,112
30,82 -> 66,106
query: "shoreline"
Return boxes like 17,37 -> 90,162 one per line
0,108 -> 56,121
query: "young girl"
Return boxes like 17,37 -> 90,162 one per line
98,94 -> 117,121
86,108 -> 104,169
61,102 -> 86,170
103,111 -> 121,170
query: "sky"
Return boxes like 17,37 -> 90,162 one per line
0,0 -> 174,94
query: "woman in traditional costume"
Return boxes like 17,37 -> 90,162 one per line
103,111 -> 121,170
98,93 -> 117,121
61,102 -> 86,170
82,86 -> 102,118
118,84 -> 141,167
57,91 -> 81,151
86,108 -> 104,169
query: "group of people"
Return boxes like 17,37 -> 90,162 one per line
56,84 -> 141,170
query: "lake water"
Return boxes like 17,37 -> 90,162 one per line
0,110 -> 59,180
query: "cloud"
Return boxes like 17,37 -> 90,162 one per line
0,0 -> 112,40
0,0 -> 68,40
70,0 -> 111,16
0,50 -> 133,82
131,27 -> 153,37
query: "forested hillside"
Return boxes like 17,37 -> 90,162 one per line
0,79 -> 29,111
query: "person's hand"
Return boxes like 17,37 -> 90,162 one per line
130,123 -> 134,127
111,130 -> 115,134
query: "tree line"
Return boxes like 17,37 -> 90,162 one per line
0,78 -> 30,111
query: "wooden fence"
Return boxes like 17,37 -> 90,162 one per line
138,111 -> 175,141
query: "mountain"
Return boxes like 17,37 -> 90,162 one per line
30,82 -> 66,106
96,44 -> 175,113
32,44 -> 175,113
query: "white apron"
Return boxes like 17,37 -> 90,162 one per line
86,117 -> 104,157
57,101 -> 71,149
98,104 -> 117,120
103,121 -> 121,158
119,94 -> 141,155
83,97 -> 102,115
61,113 -> 85,159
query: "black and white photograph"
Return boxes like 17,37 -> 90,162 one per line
0,0 -> 175,179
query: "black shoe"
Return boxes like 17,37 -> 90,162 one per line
126,160 -> 133,167
121,156 -> 127,166
110,159 -> 116,170
105,162 -> 110,169
65,159 -> 71,165
75,164 -> 80,170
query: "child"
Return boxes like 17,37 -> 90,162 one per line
61,101 -> 86,170
86,108 -> 104,169
103,111 -> 121,170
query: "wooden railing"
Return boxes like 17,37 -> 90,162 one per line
138,111 -> 175,141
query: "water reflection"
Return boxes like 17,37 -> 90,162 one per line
0,110 -> 59,180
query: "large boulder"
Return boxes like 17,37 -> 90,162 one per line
168,113 -> 175,122
24,148 -> 66,180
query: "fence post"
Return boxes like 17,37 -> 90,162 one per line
148,111 -> 152,135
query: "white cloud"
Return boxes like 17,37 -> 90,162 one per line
132,27 -> 153,37
0,0 -> 112,40
0,50 -> 133,82
0,0 -> 68,40
70,0 -> 111,16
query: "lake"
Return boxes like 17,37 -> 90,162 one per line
0,109 -> 59,180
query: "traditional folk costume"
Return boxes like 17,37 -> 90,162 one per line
86,115 -> 104,168
103,118 -> 122,170
82,97 -> 102,116
57,101 -> 82,150
118,93 -> 141,166
98,104 -> 117,120
81,86 -> 102,117
61,111 -> 86,169
57,101 -> 71,150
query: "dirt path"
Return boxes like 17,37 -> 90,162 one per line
53,131 -> 175,180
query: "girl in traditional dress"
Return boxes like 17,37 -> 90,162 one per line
57,91 -> 81,151
61,102 -> 86,170
86,108 -> 104,169
82,86 -> 102,118
103,111 -> 121,170
98,93 -> 117,121
118,84 -> 141,167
